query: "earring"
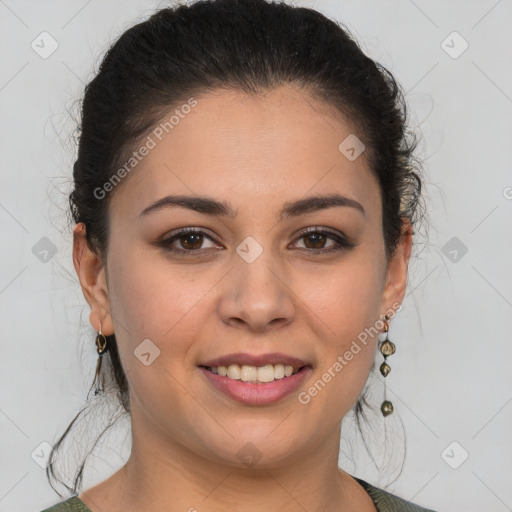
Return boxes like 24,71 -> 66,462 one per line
96,323 -> 108,355
379,313 -> 396,417
93,322 -> 109,396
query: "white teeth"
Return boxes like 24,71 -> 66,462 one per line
274,364 -> 285,379
240,365 -> 258,382
257,364 -> 274,383
208,363 -> 300,382
227,364 -> 241,380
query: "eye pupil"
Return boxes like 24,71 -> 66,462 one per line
181,233 -> 203,250
305,233 -> 326,249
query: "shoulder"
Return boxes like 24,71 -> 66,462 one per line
40,496 -> 92,512
353,476 -> 438,512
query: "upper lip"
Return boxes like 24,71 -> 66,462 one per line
200,352 -> 311,369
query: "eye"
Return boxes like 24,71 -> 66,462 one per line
159,228 -> 220,255
158,226 -> 355,256
290,227 -> 355,254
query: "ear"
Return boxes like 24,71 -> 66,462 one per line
72,223 -> 114,335
379,217 -> 413,315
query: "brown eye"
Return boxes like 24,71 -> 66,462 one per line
159,228 -> 219,255
179,232 -> 204,250
302,232 -> 328,249
292,228 -> 355,254
159,227 -> 355,257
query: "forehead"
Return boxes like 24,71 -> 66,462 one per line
109,85 -> 381,221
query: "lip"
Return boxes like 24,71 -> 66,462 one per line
200,352 -> 310,369
199,365 -> 312,405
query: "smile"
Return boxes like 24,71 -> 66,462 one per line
199,364 -> 312,405
202,363 -> 302,383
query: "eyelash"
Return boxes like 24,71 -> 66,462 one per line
158,227 -> 355,256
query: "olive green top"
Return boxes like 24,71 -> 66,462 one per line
40,476 -> 437,511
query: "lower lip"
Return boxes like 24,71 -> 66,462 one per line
199,366 -> 312,405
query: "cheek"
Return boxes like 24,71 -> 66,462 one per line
299,299 -> 379,428
300,252 -> 384,340
106,246 -> 218,362
298,253 -> 383,400
106,251 -> 217,429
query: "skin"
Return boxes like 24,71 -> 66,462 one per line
73,85 -> 412,512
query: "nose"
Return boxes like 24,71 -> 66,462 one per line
217,247 -> 296,333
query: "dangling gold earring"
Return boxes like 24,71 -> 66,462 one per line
379,313 -> 396,417
93,322 -> 109,396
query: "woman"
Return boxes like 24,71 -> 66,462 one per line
42,0 -> 436,510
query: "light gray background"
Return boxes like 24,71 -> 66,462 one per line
1,1 -> 511,511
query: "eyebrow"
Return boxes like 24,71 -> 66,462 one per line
138,193 -> 366,219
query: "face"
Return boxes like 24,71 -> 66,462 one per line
74,85 -> 411,469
